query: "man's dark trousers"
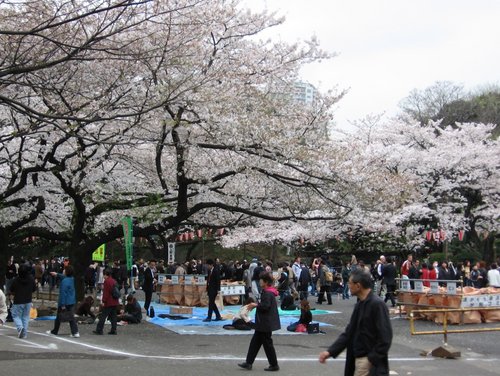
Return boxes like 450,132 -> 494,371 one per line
207,291 -> 221,320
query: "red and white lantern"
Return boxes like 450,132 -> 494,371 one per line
425,230 -> 432,241
440,230 -> 446,241
458,230 -> 464,241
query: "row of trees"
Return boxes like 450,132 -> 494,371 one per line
1,1 -> 498,289
0,0 -> 390,286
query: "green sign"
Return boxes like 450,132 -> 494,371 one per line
122,216 -> 133,269
92,244 -> 106,262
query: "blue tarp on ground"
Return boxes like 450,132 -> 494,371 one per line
142,301 -> 339,336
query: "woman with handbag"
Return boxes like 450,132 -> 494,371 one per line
46,265 -> 80,338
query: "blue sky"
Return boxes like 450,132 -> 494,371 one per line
244,0 -> 500,131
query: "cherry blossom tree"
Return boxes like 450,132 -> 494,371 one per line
338,118 -> 499,260
1,0 -> 355,290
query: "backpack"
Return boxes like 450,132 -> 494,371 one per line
111,282 -> 121,299
325,270 -> 334,283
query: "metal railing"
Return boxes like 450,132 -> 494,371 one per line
409,307 -> 500,345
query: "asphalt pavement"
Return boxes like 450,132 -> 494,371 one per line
1,292 -> 499,376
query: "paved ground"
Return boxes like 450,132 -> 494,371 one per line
1,292 -> 499,376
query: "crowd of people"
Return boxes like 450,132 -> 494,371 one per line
2,253 -> 499,337
3,252 -> 500,375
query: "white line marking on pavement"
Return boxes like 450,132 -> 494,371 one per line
3,325 -> 499,363
16,342 -> 58,350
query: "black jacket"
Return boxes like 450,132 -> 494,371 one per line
207,265 -> 221,296
143,267 -> 155,292
254,288 -> 281,332
328,293 -> 392,376
298,266 -> 311,291
299,310 -> 312,325
10,274 -> 36,304
381,263 -> 397,286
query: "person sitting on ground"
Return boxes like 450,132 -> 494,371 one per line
276,268 -> 289,301
118,295 -> 142,324
280,293 -> 297,311
224,297 -> 256,330
287,300 -> 313,332
76,296 -> 96,321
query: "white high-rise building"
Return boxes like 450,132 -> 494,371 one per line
294,82 -> 316,104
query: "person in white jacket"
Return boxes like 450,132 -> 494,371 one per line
0,288 -> 8,325
487,263 -> 500,288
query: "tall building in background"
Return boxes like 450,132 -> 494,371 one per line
293,81 -> 330,139
294,82 -> 317,105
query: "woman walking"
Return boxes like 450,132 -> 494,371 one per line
47,265 -> 80,338
238,272 -> 281,372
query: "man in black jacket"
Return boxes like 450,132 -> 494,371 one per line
143,259 -> 156,314
239,272 -> 280,372
203,259 -> 222,322
382,259 -> 397,307
319,269 -> 392,376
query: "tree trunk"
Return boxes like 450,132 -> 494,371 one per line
68,243 -> 93,302
0,229 -> 10,290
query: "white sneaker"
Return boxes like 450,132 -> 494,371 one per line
71,333 -> 80,338
46,330 -> 53,335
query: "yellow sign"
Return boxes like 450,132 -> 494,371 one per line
92,244 -> 106,262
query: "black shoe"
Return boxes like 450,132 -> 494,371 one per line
264,365 -> 280,371
108,331 -> 117,335
202,318 -> 211,322
214,317 -> 223,321
92,330 -> 103,335
238,363 -> 252,370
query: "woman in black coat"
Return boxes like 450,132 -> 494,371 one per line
238,272 -> 281,372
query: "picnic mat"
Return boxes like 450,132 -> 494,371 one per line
142,301 -> 339,336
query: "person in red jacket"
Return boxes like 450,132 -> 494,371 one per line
93,270 -> 119,335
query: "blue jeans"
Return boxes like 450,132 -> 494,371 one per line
11,303 -> 32,337
342,283 -> 350,299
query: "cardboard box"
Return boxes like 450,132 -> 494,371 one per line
170,306 -> 193,315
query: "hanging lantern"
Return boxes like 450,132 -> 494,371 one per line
458,230 -> 464,241
425,230 -> 432,241
217,228 -> 224,236
176,234 -> 182,242
188,232 -> 194,241
440,230 -> 446,241
197,229 -> 203,238
433,231 -> 440,242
